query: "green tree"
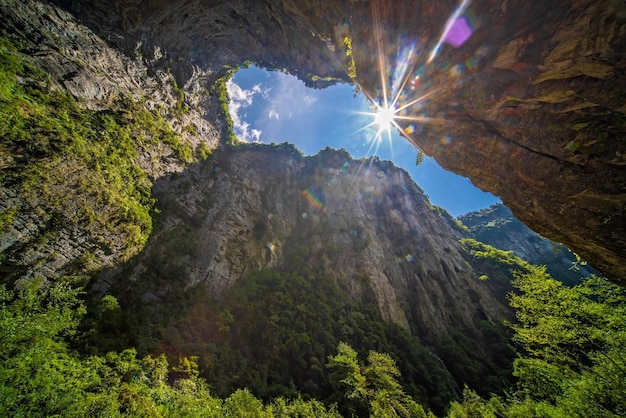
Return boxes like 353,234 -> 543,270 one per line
327,343 -> 432,417
366,351 -> 431,418
508,267 -> 626,416
327,342 -> 369,416
0,280 -> 219,416
444,267 -> 626,418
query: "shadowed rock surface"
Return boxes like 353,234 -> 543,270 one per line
99,144 -> 509,336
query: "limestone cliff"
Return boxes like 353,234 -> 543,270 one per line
101,144 -> 509,338
0,0 -> 220,281
47,0 -> 626,284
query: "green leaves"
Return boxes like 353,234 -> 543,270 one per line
327,343 -> 432,418
507,267 -> 626,416
444,266 -> 626,417
327,342 -> 368,405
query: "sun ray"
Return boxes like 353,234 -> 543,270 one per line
372,1 -> 389,110
390,44 -> 417,109
394,89 -> 439,114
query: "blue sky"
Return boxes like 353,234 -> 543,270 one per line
227,65 -> 499,217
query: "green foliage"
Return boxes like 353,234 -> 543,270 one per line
432,322 -> 515,400
0,279 -> 346,417
212,69 -> 239,144
327,342 -> 368,415
446,388 -> 505,418
0,206 -> 16,233
171,78 -> 189,118
0,279 -> 203,416
343,37 -> 357,79
508,268 -> 626,415
415,151 -> 425,166
460,239 -> 530,272
460,238 -> 531,299
197,141 -> 212,159
453,218 -> 470,233
101,264 -> 457,413
0,37 -> 198,268
327,343 -> 434,418
447,268 -> 626,417
205,269 -> 457,412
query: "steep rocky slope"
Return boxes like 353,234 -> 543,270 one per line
0,0 -> 221,281
460,204 -> 599,285
100,144 -> 509,336
45,0 -> 626,284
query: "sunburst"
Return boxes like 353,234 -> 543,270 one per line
373,105 -> 395,131
354,0 -> 474,158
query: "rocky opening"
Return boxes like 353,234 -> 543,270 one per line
53,0 -> 626,283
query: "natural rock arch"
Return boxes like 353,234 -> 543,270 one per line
54,0 -> 626,283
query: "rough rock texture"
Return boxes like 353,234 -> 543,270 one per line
0,0 -> 219,162
48,0 -> 626,284
0,0 -> 221,280
103,144 -> 508,337
460,204 -> 599,285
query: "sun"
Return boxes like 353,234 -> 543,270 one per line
374,105 -> 396,130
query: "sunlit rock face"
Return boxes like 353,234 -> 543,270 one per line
351,0 -> 626,285
50,0 -> 626,284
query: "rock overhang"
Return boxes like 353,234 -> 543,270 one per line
53,0 -> 626,283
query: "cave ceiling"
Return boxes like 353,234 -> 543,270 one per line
55,0 -> 626,284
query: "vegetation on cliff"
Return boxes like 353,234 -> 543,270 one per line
86,265 -> 460,414
459,205 -> 598,286
0,36 -> 196,278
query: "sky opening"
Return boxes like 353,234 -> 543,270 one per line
226,65 -> 499,217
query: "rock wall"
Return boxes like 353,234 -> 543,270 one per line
0,0 -> 220,281
104,144 -> 508,337
48,0 -> 626,284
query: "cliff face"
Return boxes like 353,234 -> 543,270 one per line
102,144 -> 507,338
460,204 -> 599,286
46,0 -> 626,284
0,0 -> 220,281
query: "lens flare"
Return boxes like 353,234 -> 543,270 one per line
353,0 -> 476,166
302,187 -> 325,210
428,0 -> 473,63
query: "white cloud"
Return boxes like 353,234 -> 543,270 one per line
262,74 -> 317,123
268,109 -> 279,120
226,79 -> 262,142
302,94 -> 317,105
